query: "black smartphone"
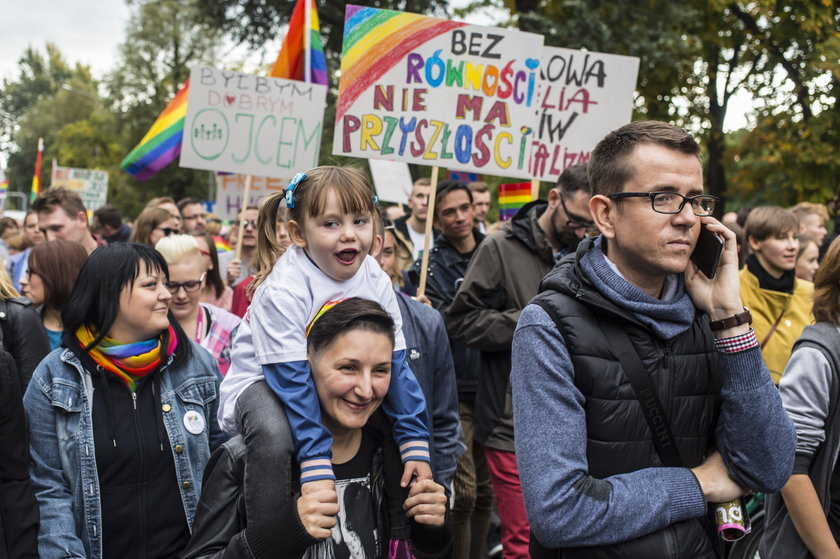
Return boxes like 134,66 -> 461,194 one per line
691,224 -> 724,279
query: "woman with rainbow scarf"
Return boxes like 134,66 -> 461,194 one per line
24,243 -> 227,559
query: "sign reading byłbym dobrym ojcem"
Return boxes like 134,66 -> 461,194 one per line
180,65 -> 327,176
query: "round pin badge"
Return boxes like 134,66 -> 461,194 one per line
183,410 -> 206,435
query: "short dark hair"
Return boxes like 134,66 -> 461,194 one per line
177,197 -> 202,213
434,180 -> 473,218
555,162 -> 591,196
32,187 -> 88,218
306,298 -> 395,357
28,240 -> 89,311
0,217 -> 18,237
61,243 -> 191,364
93,205 -> 122,230
589,121 -> 701,196
468,181 -> 489,194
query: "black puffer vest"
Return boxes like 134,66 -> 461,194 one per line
531,245 -> 723,558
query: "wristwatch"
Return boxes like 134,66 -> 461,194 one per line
709,308 -> 752,332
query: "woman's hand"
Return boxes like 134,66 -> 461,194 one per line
403,479 -> 447,526
296,489 -> 339,539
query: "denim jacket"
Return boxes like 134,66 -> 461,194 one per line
24,343 -> 227,559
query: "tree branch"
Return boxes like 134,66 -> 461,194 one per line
728,3 -> 812,119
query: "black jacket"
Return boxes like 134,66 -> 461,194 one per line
528,242 -> 722,558
445,201 -> 556,450
409,229 -> 485,400
181,412 -> 452,559
0,350 -> 39,559
0,297 -> 50,390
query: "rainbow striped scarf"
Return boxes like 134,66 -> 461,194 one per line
76,325 -> 178,392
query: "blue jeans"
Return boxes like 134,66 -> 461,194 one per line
235,381 -> 295,520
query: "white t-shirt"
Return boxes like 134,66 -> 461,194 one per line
218,245 -> 406,434
406,222 -> 433,262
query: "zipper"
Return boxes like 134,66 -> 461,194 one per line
126,383 -> 147,556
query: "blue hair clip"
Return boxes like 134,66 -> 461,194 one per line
372,195 -> 379,205
284,172 -> 306,209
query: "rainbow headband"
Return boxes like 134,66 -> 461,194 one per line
306,298 -> 349,337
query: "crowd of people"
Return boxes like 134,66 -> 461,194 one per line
0,119 -> 838,558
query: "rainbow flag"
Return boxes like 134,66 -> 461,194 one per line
121,79 -> 189,182
213,235 -> 231,253
337,6 -> 466,121
498,183 -> 531,221
270,0 -> 327,85
30,137 -> 44,202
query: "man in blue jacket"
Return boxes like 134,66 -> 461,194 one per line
511,121 -> 795,558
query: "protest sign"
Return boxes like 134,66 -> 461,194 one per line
51,166 -> 108,211
213,173 -> 289,220
180,65 -> 327,176
530,47 -> 639,181
368,159 -> 413,205
333,5 -> 544,180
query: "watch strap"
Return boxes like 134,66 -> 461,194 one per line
709,308 -> 752,332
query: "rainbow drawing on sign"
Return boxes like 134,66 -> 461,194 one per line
336,5 -> 466,121
498,182 -> 531,221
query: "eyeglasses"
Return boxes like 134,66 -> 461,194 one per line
165,273 -> 206,294
234,219 -> 258,229
155,227 -> 179,237
559,193 -> 595,229
607,191 -> 719,216
198,249 -> 212,257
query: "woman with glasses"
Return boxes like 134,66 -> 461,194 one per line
24,243 -> 226,558
130,207 -> 180,247
193,232 -> 233,312
19,239 -> 88,351
156,235 -> 240,376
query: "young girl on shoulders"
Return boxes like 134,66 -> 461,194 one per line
219,166 -> 432,517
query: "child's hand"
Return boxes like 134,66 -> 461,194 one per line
297,489 -> 339,539
400,460 -> 433,488
301,478 -> 336,497
403,479 -> 447,526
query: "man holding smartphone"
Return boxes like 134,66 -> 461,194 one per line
511,121 -> 795,557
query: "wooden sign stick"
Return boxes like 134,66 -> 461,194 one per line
234,174 -> 253,260
531,178 -> 540,200
416,166 -> 440,298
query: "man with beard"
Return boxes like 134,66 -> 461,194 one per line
445,163 -> 592,558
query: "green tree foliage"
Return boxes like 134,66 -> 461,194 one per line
0,45 -> 99,195
103,0 -> 224,218
483,0 -> 837,211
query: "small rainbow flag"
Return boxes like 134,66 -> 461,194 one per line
498,183 -> 531,221
213,235 -> 231,253
337,6 -> 466,121
121,79 -> 189,182
270,0 -> 327,86
30,137 -> 44,202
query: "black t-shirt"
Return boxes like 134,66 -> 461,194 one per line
303,432 -> 379,559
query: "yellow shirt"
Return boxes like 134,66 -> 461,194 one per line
739,267 -> 814,383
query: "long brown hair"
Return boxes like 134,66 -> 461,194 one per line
813,236 -> 840,325
248,166 -> 376,298
28,240 -> 89,311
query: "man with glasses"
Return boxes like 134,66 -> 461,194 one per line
219,206 -> 259,287
445,163 -> 592,558
178,197 -> 208,234
511,121 -> 794,557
